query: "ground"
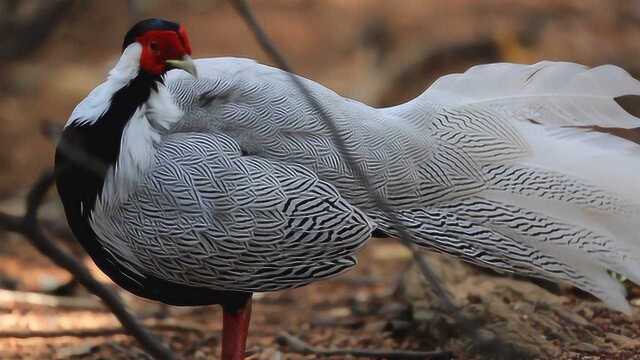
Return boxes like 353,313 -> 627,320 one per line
2,232 -> 640,359
1,1 -> 640,359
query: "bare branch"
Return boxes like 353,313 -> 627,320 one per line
24,170 -> 55,226
40,120 -> 108,177
0,171 -> 176,360
227,1 -> 527,357
226,0 -> 455,312
0,0 -> 74,61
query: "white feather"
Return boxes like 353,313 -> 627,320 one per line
390,61 -> 640,313
405,61 -> 640,204
403,61 -> 640,128
66,43 -> 143,127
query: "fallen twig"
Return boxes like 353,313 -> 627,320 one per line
0,288 -> 102,310
40,217 -> 77,244
181,333 -> 219,357
276,331 -> 452,359
0,170 -> 175,360
0,319 -> 209,339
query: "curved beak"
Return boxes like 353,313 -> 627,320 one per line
166,55 -> 198,78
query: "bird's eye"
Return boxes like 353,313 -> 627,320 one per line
150,41 -> 159,52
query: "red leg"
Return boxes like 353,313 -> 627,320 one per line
221,296 -> 252,360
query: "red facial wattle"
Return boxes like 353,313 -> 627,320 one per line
137,29 -> 192,75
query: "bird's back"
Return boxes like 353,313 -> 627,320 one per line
165,58 -> 455,209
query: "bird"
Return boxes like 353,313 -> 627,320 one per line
55,18 -> 640,359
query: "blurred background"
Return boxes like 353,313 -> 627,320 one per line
1,0 -> 640,359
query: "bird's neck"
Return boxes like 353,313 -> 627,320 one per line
59,75 -> 159,209
57,46 -> 182,216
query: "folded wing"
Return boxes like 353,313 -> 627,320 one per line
91,132 -> 372,292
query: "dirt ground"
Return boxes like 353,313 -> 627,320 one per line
2,1 -> 640,359
2,228 -> 640,359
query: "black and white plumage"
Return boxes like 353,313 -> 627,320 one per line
56,20 -> 640,317
93,131 -> 372,292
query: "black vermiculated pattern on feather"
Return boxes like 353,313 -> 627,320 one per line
90,132 -> 373,292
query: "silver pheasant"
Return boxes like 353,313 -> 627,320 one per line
69,49 -> 640,313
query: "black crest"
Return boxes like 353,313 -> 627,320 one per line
122,18 -> 180,51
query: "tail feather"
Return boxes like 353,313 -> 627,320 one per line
418,61 -> 640,128
382,61 -> 640,313
380,198 -> 632,314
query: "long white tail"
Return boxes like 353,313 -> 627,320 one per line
383,61 -> 640,313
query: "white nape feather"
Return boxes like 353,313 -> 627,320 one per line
66,43 -> 144,127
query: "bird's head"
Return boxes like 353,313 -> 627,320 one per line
122,18 -> 197,78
